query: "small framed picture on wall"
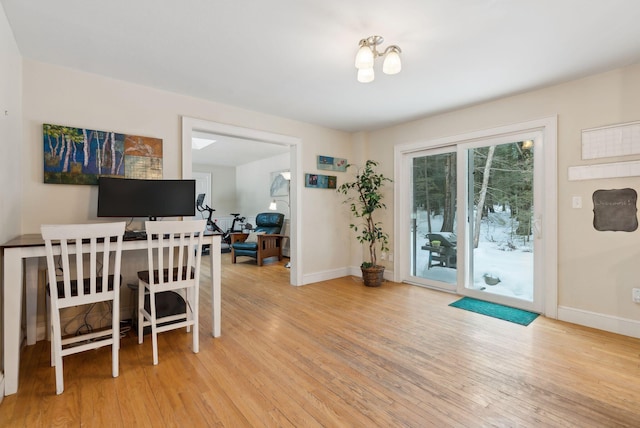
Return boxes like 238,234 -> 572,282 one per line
305,173 -> 336,189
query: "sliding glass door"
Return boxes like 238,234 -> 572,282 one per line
397,118 -> 557,315
464,140 -> 535,303
407,147 -> 458,291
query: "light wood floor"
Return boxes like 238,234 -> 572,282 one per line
2,253 -> 640,427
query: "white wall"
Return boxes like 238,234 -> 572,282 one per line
193,163 -> 237,215
0,2 -> 23,390
20,60 -> 353,280
367,64 -> 640,335
0,6 -> 22,250
236,152 -> 290,217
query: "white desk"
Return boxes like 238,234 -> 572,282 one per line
1,233 -> 221,396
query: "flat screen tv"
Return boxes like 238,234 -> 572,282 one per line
97,177 -> 196,220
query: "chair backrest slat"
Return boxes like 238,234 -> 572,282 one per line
41,222 -> 126,305
144,220 -> 206,288
101,238 -> 110,294
59,240 -> 72,299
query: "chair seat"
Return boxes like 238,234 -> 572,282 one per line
48,274 -> 119,298
232,242 -> 258,251
137,267 -> 195,284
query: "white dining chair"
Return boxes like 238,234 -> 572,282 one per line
137,220 -> 206,365
41,221 -> 125,394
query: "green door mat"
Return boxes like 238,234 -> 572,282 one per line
449,297 -> 539,326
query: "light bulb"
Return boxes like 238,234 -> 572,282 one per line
355,45 -> 374,69
357,67 -> 375,83
382,48 -> 402,75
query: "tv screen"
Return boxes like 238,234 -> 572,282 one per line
97,177 -> 196,219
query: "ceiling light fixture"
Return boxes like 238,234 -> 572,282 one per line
355,35 -> 402,83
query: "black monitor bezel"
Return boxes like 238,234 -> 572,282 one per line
97,177 -> 196,220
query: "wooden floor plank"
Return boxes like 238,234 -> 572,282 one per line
2,252 -> 640,427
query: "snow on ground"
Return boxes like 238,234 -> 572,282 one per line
414,207 -> 533,301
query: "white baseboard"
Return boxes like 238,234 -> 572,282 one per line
302,267 -> 351,285
37,324 -> 47,342
557,306 -> 640,339
0,373 -> 4,402
302,266 -> 395,286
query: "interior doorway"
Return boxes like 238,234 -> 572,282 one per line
181,117 -> 303,286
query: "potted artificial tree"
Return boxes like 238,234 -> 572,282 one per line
337,160 -> 392,287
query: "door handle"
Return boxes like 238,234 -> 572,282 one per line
533,216 -> 542,239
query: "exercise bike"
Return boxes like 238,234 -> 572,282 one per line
196,194 -> 250,251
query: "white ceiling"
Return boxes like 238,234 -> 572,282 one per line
191,131 -> 289,167
3,0 -> 640,135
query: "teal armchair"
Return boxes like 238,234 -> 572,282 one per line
231,213 -> 285,266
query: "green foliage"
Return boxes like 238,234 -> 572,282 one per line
412,152 -> 456,232
337,160 -> 392,267
472,141 -> 534,237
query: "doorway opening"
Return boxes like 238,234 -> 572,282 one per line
181,117 -> 302,286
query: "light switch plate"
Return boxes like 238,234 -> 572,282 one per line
572,196 -> 582,209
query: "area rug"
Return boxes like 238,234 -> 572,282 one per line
449,297 -> 539,326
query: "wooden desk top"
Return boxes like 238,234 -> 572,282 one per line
1,231 -> 220,249
0,234 -> 44,248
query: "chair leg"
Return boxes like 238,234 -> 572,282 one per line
51,310 -> 64,394
185,288 -> 191,327
112,300 -> 119,378
149,287 -> 159,365
46,293 -> 54,367
50,322 -> 55,367
138,280 -> 144,344
192,285 -> 199,354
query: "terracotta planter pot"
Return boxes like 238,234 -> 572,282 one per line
361,265 -> 385,287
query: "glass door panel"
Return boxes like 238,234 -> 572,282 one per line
466,141 -> 534,302
410,149 -> 457,288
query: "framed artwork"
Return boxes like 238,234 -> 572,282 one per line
317,155 -> 347,172
43,123 -> 163,185
305,173 -> 337,189
270,170 -> 290,196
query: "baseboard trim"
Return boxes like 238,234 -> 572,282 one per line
302,266 -> 395,286
302,267 -> 351,285
37,324 -> 47,342
0,373 -> 5,402
557,305 -> 640,339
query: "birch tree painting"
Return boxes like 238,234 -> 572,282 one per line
43,123 -> 162,184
